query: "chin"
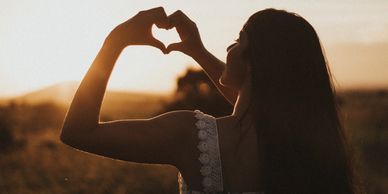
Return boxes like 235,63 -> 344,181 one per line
219,75 -> 241,91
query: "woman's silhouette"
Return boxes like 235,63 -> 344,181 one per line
60,7 -> 361,194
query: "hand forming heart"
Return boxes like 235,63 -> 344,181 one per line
107,7 -> 205,58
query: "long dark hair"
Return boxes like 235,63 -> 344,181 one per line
237,8 -> 362,193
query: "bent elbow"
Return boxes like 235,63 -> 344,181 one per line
59,113 -> 98,144
59,128 -> 77,146
59,124 -> 83,147
59,123 -> 97,148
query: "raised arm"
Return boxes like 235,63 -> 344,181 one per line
165,10 -> 238,105
192,48 -> 239,105
60,7 -> 193,165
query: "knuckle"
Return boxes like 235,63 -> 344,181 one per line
155,6 -> 164,11
172,10 -> 183,16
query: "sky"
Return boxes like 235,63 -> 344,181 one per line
1,0 -> 388,97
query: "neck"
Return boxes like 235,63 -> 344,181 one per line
232,75 -> 252,119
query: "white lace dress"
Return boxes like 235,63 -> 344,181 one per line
178,110 -> 263,194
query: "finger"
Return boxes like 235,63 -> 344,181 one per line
155,18 -> 172,30
168,10 -> 191,24
142,7 -> 171,29
141,6 -> 166,17
149,37 -> 167,54
168,10 -> 196,37
152,8 -> 170,29
168,11 -> 185,28
166,42 -> 184,54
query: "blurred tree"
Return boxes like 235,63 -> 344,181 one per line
158,67 -> 233,117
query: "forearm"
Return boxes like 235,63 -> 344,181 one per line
192,48 -> 238,105
61,38 -> 123,139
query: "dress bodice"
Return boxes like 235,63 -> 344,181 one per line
177,110 -> 263,194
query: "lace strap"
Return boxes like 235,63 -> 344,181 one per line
194,109 -> 224,192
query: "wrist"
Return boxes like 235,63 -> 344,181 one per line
99,37 -> 125,62
104,31 -> 128,51
191,45 -> 210,63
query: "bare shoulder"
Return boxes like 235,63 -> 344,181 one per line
151,110 -> 198,127
151,110 -> 199,141
214,114 -> 239,132
155,110 -> 202,165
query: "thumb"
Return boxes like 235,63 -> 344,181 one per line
166,42 -> 184,54
148,37 -> 167,54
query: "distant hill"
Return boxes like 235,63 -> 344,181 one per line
1,81 -> 175,119
11,81 -> 79,105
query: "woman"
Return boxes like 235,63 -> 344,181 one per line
60,7 -> 360,194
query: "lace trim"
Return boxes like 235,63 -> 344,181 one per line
178,109 -> 223,193
178,110 -> 264,194
179,172 -> 263,194
195,109 -> 224,192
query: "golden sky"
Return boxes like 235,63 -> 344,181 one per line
1,0 -> 387,97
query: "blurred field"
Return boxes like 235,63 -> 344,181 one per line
337,89 -> 388,194
0,84 -> 387,193
0,85 -> 179,194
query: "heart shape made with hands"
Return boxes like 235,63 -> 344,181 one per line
151,24 -> 181,51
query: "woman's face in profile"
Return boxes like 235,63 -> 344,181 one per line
220,30 -> 250,91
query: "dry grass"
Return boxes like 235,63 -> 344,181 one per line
0,100 -> 179,194
0,90 -> 388,193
